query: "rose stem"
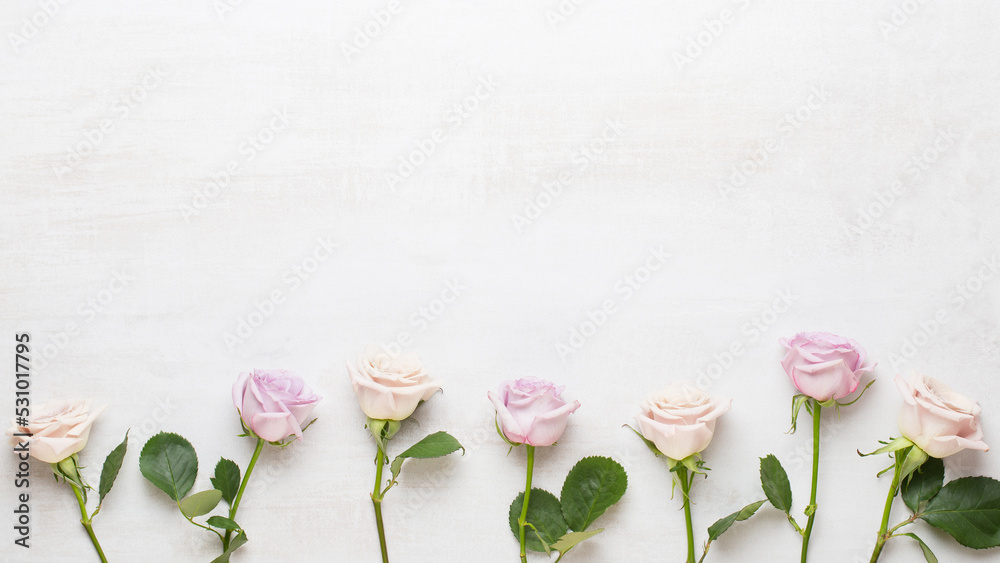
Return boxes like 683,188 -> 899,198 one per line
71,483 -> 108,563
518,445 -> 536,563
372,443 -> 390,563
869,450 -> 904,562
678,466 -> 696,563
800,401 -> 822,562
223,437 -> 265,551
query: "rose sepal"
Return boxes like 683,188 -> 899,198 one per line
367,417 -> 401,458
51,454 -> 88,497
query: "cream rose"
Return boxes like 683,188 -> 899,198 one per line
635,382 -> 731,460
348,345 -> 441,421
896,373 -> 989,458
7,400 -> 106,463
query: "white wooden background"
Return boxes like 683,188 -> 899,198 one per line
2,1 -> 999,562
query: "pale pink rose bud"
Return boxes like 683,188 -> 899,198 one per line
488,377 -> 581,447
233,369 -> 321,442
896,373 -> 989,458
635,382 -> 731,461
780,332 -> 874,401
347,345 -> 441,421
7,400 -> 106,463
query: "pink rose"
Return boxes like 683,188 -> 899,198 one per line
6,400 -> 106,463
347,345 -> 441,421
232,369 -> 321,442
488,377 -> 581,447
896,373 -> 989,458
780,332 -> 874,402
635,382 -> 731,460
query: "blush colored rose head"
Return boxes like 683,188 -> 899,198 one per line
780,332 -> 874,402
896,373 -> 988,458
348,345 -> 441,421
488,377 -> 581,447
7,400 -> 106,464
232,369 -> 321,442
635,382 -> 731,461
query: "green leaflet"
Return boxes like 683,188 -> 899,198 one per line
707,500 -> 767,541
759,455 -> 793,514
560,456 -> 627,532
508,488 -> 568,553
139,432 -> 198,502
206,516 -> 241,531
902,456 -> 944,514
179,489 -> 223,518
389,431 -> 464,485
898,533 -> 938,563
920,476 -> 1000,549
210,531 -> 248,563
211,458 -> 241,506
98,430 -> 129,505
550,529 -> 603,555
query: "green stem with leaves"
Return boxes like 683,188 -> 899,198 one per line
677,466 -> 696,563
372,444 -> 390,563
71,483 -> 108,563
518,445 -> 536,563
223,437 -> 265,551
800,401 -> 821,563
870,452 -> 904,563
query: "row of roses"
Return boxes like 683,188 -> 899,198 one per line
8,333 -> 996,563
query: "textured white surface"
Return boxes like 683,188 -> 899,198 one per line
2,1 -> 1000,562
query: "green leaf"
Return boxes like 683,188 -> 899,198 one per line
707,500 -> 767,541
560,456 -> 628,532
206,516 -> 241,531
179,489 -> 223,518
920,476 -> 1000,548
760,455 -> 793,514
899,533 -> 938,563
389,431 -> 464,484
139,432 -> 198,502
211,458 -> 241,506
210,530 -> 248,563
508,488 -> 569,552
550,529 -> 603,554
98,430 -> 129,505
902,457 -> 944,514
